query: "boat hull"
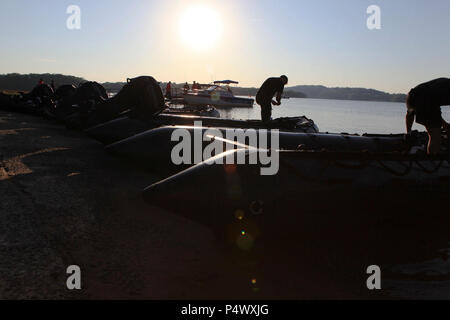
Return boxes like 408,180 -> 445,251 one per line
184,94 -> 254,108
104,125 -> 411,174
143,149 -> 450,247
85,115 -> 319,145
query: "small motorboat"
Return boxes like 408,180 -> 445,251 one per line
183,80 -> 254,108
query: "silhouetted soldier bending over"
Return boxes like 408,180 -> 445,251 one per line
256,75 -> 288,122
406,78 -> 450,154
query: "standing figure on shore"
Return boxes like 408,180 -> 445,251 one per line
256,75 -> 288,122
406,78 -> 450,154
183,82 -> 190,94
165,81 -> 172,100
38,78 -> 44,85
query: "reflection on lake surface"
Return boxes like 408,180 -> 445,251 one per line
220,98 -> 450,135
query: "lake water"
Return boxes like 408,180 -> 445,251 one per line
218,98 -> 450,134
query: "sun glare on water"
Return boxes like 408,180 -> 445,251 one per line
179,5 -> 223,51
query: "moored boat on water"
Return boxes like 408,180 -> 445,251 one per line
183,80 -> 254,108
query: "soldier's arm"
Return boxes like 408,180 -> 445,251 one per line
275,91 -> 282,104
442,118 -> 450,131
406,111 -> 415,133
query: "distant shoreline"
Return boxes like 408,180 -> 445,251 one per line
0,73 -> 406,103
235,95 -> 406,104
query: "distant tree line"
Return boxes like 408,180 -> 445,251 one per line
82,81 -> 408,102
228,87 -> 307,98
287,85 -> 406,103
101,82 -> 126,92
0,73 -> 86,91
102,82 -> 307,98
1,74 -> 406,102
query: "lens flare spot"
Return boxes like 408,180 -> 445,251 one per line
236,232 -> 254,251
67,172 -> 81,177
234,209 -> 245,220
211,91 -> 220,101
224,164 -> 237,174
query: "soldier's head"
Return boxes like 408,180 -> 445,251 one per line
280,75 -> 288,85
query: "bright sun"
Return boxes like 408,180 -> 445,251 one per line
179,5 -> 223,50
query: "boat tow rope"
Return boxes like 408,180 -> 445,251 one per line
279,157 -> 332,182
375,159 -> 413,176
282,157 -> 446,180
280,151 -> 450,178
331,158 -> 371,170
207,135 -> 450,177
309,156 -> 414,177
331,157 -> 413,177
414,159 -> 444,174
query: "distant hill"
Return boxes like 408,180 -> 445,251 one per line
229,86 -> 306,98
0,73 -> 86,91
102,82 -> 307,98
102,82 -> 126,92
103,82 -> 404,102
1,73 -> 406,102
287,85 -> 406,103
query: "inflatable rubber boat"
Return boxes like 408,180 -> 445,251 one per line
104,125 -> 425,174
142,146 -> 450,246
86,115 -> 319,145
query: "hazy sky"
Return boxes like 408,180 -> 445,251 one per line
0,0 -> 449,93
